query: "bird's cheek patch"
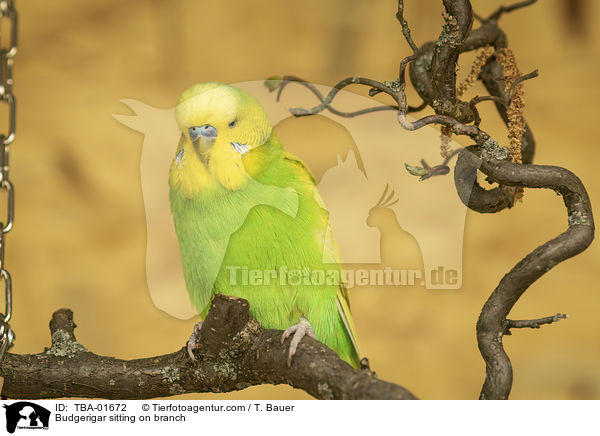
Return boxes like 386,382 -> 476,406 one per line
230,142 -> 250,155
175,149 -> 185,167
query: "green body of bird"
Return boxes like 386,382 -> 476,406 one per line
168,82 -> 360,367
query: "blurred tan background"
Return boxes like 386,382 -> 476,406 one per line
7,0 -> 600,399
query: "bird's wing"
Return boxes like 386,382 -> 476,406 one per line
283,152 -> 361,359
282,152 -> 317,184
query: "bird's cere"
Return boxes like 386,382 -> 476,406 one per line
189,124 -> 217,141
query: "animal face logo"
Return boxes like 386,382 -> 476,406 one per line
3,402 -> 51,433
114,81 -> 477,319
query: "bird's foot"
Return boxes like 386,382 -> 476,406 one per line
281,317 -> 315,367
187,321 -> 204,360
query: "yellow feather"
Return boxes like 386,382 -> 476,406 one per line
168,136 -> 217,197
208,143 -> 248,191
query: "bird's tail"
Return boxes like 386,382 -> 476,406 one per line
336,285 -> 362,368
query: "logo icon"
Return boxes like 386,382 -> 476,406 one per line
3,402 -> 50,433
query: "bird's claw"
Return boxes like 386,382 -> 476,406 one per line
187,321 -> 204,360
281,317 -> 315,367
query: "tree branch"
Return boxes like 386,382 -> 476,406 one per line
471,153 -> 594,399
430,0 -> 473,120
0,295 -> 417,400
268,0 -> 594,401
505,313 -> 567,333
486,0 -> 538,22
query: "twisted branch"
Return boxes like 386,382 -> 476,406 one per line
461,149 -> 593,398
269,0 -> 594,400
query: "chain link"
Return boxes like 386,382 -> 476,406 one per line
0,0 -> 17,364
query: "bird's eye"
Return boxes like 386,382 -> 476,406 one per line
228,119 -> 237,128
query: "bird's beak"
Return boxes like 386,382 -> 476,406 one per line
195,137 -> 215,159
191,124 -> 218,163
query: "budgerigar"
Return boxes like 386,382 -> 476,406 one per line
168,82 -> 361,367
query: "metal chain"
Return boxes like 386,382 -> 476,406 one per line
0,0 -> 17,364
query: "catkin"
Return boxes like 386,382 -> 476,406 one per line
496,48 -> 525,165
440,126 -> 453,159
456,45 -> 495,98
497,48 -> 526,201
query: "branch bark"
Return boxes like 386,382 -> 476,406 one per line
0,295 -> 417,400
430,0 -> 473,120
456,147 -> 594,398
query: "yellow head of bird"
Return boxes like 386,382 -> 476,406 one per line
171,82 -> 272,192
175,83 -> 271,160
